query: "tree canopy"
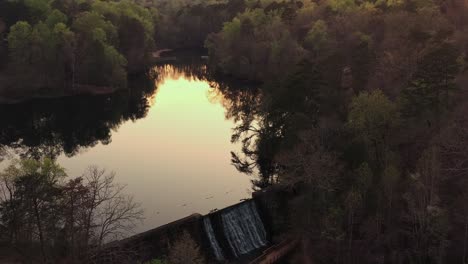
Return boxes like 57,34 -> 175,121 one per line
0,0 -> 158,94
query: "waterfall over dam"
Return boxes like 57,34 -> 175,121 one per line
221,200 -> 267,257
203,217 -> 225,261
203,200 -> 269,261
96,186 -> 294,264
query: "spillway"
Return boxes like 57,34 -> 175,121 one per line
203,216 -> 225,261
220,200 -> 267,257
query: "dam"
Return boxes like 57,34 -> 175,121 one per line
93,186 -> 295,263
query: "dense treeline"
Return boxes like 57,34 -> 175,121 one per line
205,0 -> 468,263
0,0 -> 157,95
0,159 -> 143,263
152,0 -> 246,49
3,0 -> 468,263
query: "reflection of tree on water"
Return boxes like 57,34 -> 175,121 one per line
154,62 -> 209,84
207,78 -> 271,189
0,61 -> 274,190
154,60 -> 262,123
0,72 -> 157,159
154,60 -> 275,189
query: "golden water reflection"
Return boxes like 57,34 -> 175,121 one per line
57,65 -> 252,233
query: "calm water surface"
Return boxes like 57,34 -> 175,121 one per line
0,63 -> 253,233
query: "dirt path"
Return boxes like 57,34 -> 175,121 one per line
152,49 -> 173,58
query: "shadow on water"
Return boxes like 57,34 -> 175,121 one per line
0,59 -> 261,162
156,57 -> 263,126
0,72 -> 157,159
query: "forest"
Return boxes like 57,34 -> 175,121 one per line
206,0 -> 468,263
0,0 -> 157,97
2,0 -> 468,263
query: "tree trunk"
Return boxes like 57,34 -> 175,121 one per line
463,219 -> 468,264
348,211 -> 354,264
33,198 -> 47,263
70,192 -> 75,260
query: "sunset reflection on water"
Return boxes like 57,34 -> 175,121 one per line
57,64 -> 252,233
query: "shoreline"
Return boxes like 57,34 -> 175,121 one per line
0,84 -> 120,105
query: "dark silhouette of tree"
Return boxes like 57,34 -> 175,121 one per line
0,74 -> 156,159
0,160 -> 144,263
167,231 -> 205,264
401,42 -> 461,127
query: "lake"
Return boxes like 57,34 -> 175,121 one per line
0,61 -> 256,234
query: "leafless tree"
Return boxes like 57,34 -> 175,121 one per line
438,103 -> 468,263
275,129 -> 342,191
82,166 -> 144,247
0,167 -> 17,242
167,231 -> 205,264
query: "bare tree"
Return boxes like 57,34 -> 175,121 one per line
82,166 -> 144,247
0,166 -> 18,242
438,103 -> 468,263
275,129 -> 342,191
167,231 -> 205,264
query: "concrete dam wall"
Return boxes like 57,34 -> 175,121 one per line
95,187 -> 293,263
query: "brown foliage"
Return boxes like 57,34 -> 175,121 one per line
167,231 -> 205,264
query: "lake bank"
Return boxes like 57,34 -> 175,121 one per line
0,83 -> 120,104
0,62 -> 256,234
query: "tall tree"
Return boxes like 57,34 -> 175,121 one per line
401,42 -> 461,128
348,89 -> 400,169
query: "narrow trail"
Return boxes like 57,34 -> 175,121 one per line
152,49 -> 172,58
